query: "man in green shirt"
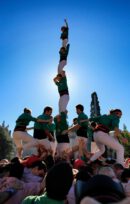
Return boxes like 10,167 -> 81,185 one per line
54,111 -> 70,156
53,71 -> 69,113
13,108 -> 47,158
63,104 -> 89,152
33,106 -> 55,153
88,109 -> 125,166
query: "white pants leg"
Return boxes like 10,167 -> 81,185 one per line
91,142 -> 99,153
58,60 -> 67,73
59,94 -> 69,113
90,131 -> 124,165
13,131 -> 23,149
13,131 -> 38,148
50,140 -> 57,156
62,39 -> 68,47
37,138 -> 51,150
76,136 -> 88,147
13,131 -> 39,155
62,38 -> 68,47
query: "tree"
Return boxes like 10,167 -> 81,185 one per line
90,92 -> 101,117
0,123 -> 15,160
120,124 -> 130,157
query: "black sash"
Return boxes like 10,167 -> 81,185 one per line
59,90 -> 69,96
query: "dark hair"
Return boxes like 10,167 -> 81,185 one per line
76,104 -> 84,112
61,26 -> 67,31
76,166 -> 92,181
43,106 -> 52,114
0,163 -> 11,177
24,108 -> 31,114
90,121 -> 97,128
57,74 -> 62,78
9,157 -> 24,179
60,47 -> 66,51
73,118 -> 78,122
29,161 -> 47,172
46,161 -> 73,200
120,168 -> 130,183
44,155 -> 54,170
113,163 -> 124,170
110,109 -> 122,115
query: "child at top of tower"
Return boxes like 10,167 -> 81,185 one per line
60,19 -> 69,47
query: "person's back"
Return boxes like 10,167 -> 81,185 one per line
90,114 -> 120,131
88,109 -> 124,166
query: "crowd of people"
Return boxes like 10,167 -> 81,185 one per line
0,20 -> 130,204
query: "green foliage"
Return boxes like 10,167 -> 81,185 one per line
118,125 -> 130,157
121,130 -> 130,157
0,125 -> 15,160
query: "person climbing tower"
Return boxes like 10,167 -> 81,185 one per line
58,43 -> 70,73
60,19 -> 69,47
53,70 -> 69,113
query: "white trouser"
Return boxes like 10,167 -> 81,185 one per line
37,138 -> 51,150
62,39 -> 68,47
13,131 -> 39,151
56,143 -> 70,156
50,140 -> 57,156
76,136 -> 88,147
91,142 -> 99,153
90,131 -> 124,165
59,94 -> 69,113
58,60 -> 67,73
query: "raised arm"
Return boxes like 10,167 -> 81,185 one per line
62,123 -> 81,135
37,118 -> 52,123
26,127 -> 34,131
80,119 -> 89,123
64,19 -> 68,28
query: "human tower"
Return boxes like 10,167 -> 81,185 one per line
12,20 -> 125,167
53,19 -> 70,113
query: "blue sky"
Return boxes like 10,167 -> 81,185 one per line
0,0 -> 130,133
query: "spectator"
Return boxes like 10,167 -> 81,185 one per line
22,161 -> 73,204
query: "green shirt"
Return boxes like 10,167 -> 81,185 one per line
34,114 -> 50,130
48,123 -> 56,132
89,114 -> 120,131
60,27 -> 69,40
15,113 -> 37,127
54,112 -> 69,136
77,112 -> 88,128
59,44 -> 70,61
22,192 -> 64,204
55,76 -> 68,93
